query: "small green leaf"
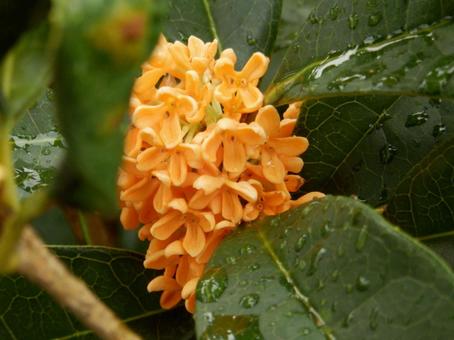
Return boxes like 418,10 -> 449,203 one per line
266,18 -> 454,105
195,196 -> 454,339
0,246 -> 194,339
53,0 -> 164,214
0,22 -> 56,121
11,89 -> 65,197
164,0 -> 282,66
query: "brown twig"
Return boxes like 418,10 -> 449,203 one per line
16,226 -> 141,340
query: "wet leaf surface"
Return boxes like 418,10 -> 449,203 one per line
195,196 -> 454,339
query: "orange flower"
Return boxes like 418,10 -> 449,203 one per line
147,198 -> 215,257
255,105 -> 308,184
119,35 -> 324,314
189,174 -> 257,223
214,49 -> 269,113
202,118 -> 265,173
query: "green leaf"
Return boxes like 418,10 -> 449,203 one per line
163,0 -> 282,66
195,196 -> 454,339
265,0 -> 454,98
266,18 -> 454,105
11,89 -> 65,197
0,22 -> 56,121
53,0 -> 164,214
295,96 -> 454,202
0,246 -> 194,339
384,136 -> 454,236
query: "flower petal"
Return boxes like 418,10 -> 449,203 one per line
181,278 -> 198,299
281,156 -> 304,173
183,225 -> 205,257
169,150 -> 187,186
255,105 -> 280,138
160,112 -> 182,149
261,147 -> 286,184
160,290 -> 182,310
238,85 -> 263,112
150,210 -> 184,240
225,180 -> 258,202
268,136 -> 309,156
137,146 -> 169,171
120,207 -> 139,230
223,133 -> 246,173
221,190 -> 243,223
132,103 -> 166,129
202,128 -> 223,163
193,175 -> 224,194
147,275 -> 181,292
165,240 -> 185,257
239,52 -> 269,81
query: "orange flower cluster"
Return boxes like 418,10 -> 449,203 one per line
118,35 -> 324,313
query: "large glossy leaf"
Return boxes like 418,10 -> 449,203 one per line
265,0 -> 454,93
0,246 -> 194,339
0,21 -> 56,121
53,0 -> 164,214
11,89 -> 65,197
195,196 -> 454,339
295,96 -> 454,210
163,0 -> 282,67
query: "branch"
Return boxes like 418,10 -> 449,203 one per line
16,226 -> 141,340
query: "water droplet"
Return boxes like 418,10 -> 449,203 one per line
348,14 -> 359,29
331,269 -> 340,282
379,144 -> 398,164
343,312 -> 354,327
329,5 -> 341,20
321,223 -> 331,238
225,256 -> 237,265
239,293 -> 260,308
196,267 -> 228,303
308,248 -> 327,275
345,283 -> 354,293
337,245 -> 345,257
432,124 -> 446,137
356,225 -> 368,251
420,62 -> 454,95
246,33 -> 256,46
301,327 -> 311,335
295,234 -> 308,251
298,259 -> 307,270
369,307 -> 379,330
249,263 -> 260,271
239,280 -> 248,287
240,244 -> 256,256
308,12 -> 321,24
41,147 -> 51,156
279,240 -> 288,249
405,110 -> 429,127
356,276 -> 370,291
368,13 -> 382,26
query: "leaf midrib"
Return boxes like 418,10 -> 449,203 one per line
202,0 -> 223,52
257,227 -> 334,339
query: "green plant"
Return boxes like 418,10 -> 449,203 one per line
0,0 -> 453,339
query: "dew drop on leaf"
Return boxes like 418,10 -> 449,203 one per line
196,267 -> 228,303
432,124 -> 446,137
368,13 -> 382,26
348,13 -> 359,29
295,234 -> 308,251
356,276 -> 370,291
379,144 -> 398,164
356,225 -> 368,251
240,244 -> 256,256
239,293 -> 260,308
246,33 -> 256,46
249,263 -> 260,271
405,110 -> 429,127
308,248 -> 327,275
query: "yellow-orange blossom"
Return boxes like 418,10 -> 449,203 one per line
118,35 -> 324,313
